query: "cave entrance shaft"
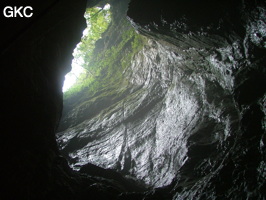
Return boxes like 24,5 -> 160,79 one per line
63,3 -> 111,94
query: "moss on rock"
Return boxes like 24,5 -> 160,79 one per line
58,1 -> 147,131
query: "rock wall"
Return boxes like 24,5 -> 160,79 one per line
2,0 -> 264,199
0,0 -> 88,199
57,0 -> 265,199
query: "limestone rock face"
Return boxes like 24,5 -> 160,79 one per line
58,37 -> 238,188
3,0 -> 263,199
57,0 -> 266,199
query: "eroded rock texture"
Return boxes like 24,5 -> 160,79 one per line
0,0 -> 118,199
1,0 -> 265,199
57,0 -> 266,199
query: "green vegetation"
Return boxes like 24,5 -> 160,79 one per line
73,4 -> 111,71
64,4 -> 147,101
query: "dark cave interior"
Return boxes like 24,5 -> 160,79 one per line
0,0 -> 265,199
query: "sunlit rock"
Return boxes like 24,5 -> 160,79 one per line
56,0 -> 266,199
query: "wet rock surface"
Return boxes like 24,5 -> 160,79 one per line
1,0 -> 141,199
2,0 -> 264,199
57,0 -> 266,199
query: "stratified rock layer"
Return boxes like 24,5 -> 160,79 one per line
57,0 -> 266,199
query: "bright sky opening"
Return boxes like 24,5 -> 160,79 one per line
62,60 -> 85,92
62,3 -> 111,93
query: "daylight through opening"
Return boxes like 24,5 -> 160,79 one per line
63,3 -> 111,93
